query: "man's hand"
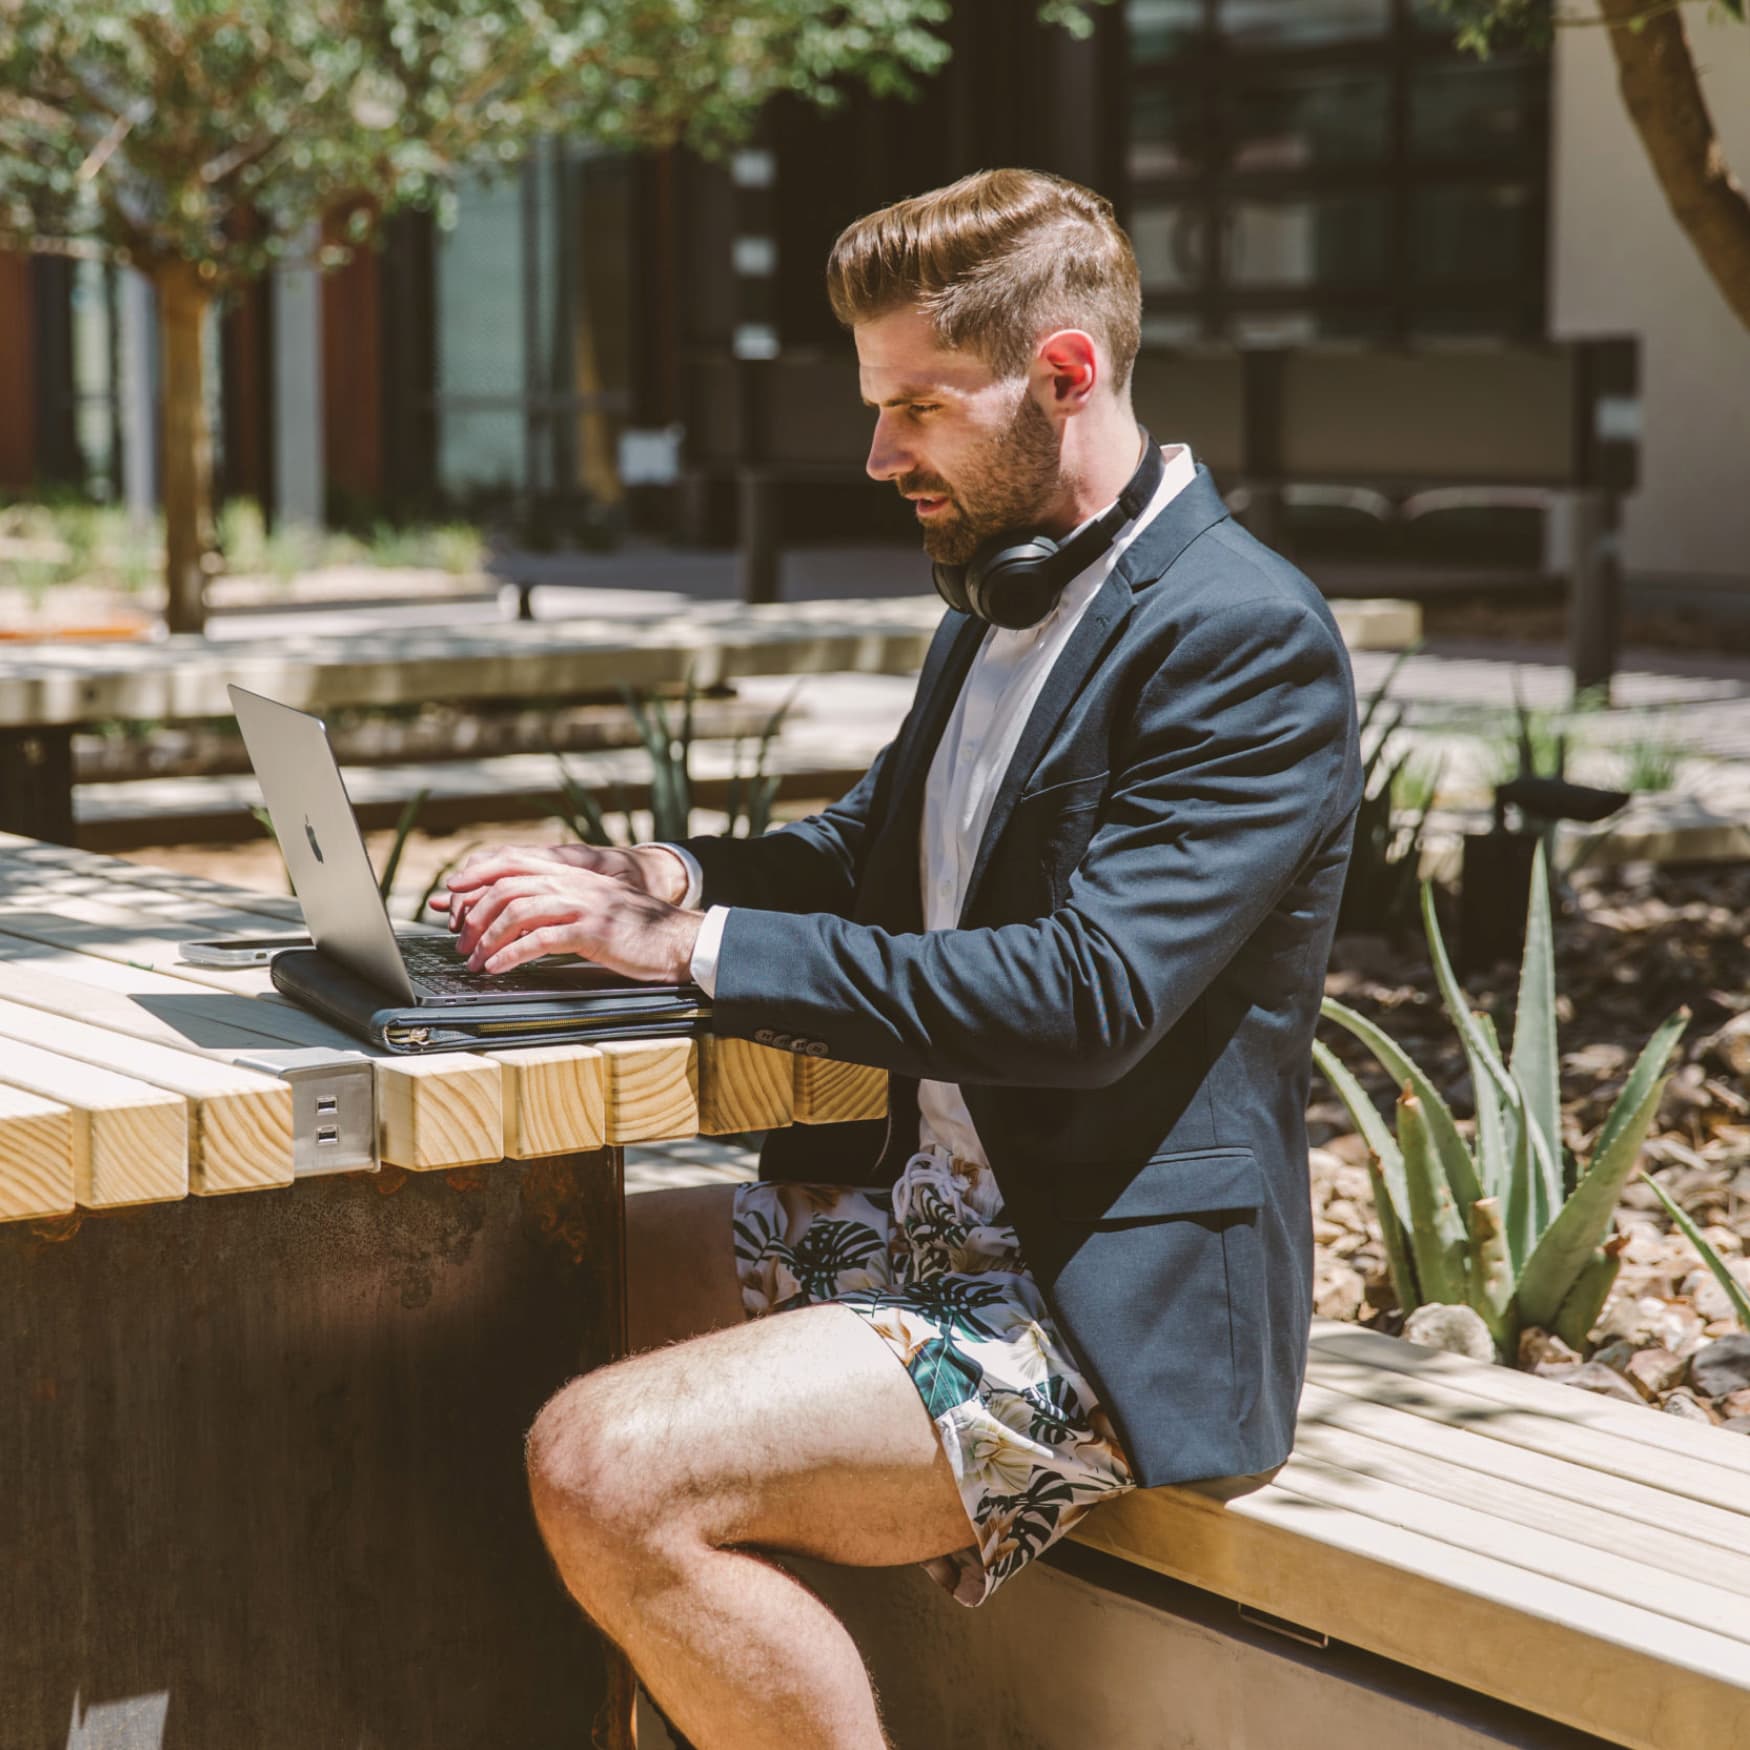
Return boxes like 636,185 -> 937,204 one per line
440,854 -> 703,984
429,842 -> 692,937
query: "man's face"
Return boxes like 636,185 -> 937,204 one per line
855,306 -> 1061,565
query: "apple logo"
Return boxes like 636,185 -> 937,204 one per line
304,817 -> 325,864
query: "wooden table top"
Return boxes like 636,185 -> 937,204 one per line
0,835 -> 887,1219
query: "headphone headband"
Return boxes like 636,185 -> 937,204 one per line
932,430 -> 1165,631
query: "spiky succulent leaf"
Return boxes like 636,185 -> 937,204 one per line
1592,1008 -> 1689,1169
1508,843 -> 1561,1199
1321,997 -> 1484,1212
1313,1040 -> 1417,1309
1471,1009 -> 1511,1211
1551,1247 -> 1622,1353
1517,1071 -> 1670,1330
1467,1195 -> 1515,1354
1398,1089 -> 1470,1306
1417,879 -> 1563,1209
1643,1175 -> 1750,1331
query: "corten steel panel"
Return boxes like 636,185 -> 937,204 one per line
322,220 -> 385,506
0,250 -> 34,488
1280,351 -> 1577,484
1131,351 -> 1245,480
0,1153 -> 622,1749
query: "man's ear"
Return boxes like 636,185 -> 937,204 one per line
1031,328 -> 1101,418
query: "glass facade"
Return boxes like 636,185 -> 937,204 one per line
433,141 -> 634,507
1125,0 -> 1548,342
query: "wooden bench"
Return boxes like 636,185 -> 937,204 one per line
0,596 -> 949,845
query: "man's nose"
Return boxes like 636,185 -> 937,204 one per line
865,413 -> 909,484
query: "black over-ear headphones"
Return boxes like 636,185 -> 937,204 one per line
931,431 -> 1166,631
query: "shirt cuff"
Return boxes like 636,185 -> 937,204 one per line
643,842 -> 704,910
689,905 -> 731,998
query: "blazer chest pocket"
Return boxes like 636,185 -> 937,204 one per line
1011,770 -> 1109,909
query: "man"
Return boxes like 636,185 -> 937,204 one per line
436,168 -> 1360,1748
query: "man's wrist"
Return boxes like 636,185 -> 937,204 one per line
634,843 -> 697,907
669,905 -> 706,984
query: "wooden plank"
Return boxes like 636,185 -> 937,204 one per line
1071,1478 -> 1750,1750
0,997 -> 292,1194
596,1039 -> 698,1144
375,1054 -> 504,1171
697,1036 -> 794,1136
491,1045 -> 606,1160
1272,1441 -> 1750,1638
0,1084 -> 76,1221
0,836 -> 304,923
1310,1321 -> 1750,1493
1297,1380 -> 1750,1572
0,1039 -> 187,1207
0,598 -> 945,727
793,1056 -> 887,1125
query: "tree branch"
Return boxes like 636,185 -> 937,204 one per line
1597,0 -> 1750,331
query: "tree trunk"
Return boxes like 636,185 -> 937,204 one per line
1599,0 -> 1750,333
156,259 -> 216,634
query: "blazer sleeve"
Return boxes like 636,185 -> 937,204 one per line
674,739 -> 894,917
704,596 -> 1357,1088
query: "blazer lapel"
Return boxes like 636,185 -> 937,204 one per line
957,572 -> 1134,923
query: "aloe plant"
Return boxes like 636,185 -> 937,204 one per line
1316,844 -> 1688,1357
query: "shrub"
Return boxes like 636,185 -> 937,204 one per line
1316,845 -> 1688,1357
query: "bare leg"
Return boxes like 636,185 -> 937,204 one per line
527,1304 -> 975,1750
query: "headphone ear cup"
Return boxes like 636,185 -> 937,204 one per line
965,538 -> 1064,631
931,560 -> 972,616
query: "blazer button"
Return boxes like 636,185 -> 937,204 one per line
770,1032 -> 794,1052
753,1028 -> 774,1046
803,1041 -> 829,1057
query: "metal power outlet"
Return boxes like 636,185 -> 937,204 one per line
232,1047 -> 377,1177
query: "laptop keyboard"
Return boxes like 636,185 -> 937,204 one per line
397,934 -> 572,995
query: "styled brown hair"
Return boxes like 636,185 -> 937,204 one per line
825,168 -> 1142,392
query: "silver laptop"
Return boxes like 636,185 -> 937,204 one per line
229,684 -> 694,1012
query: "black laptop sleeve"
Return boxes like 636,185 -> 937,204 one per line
270,948 -> 710,1054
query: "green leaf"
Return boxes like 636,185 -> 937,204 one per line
1311,1040 -> 1418,1312
1418,879 -> 1562,1207
1516,1071 -> 1670,1330
1508,842 -> 1561,1212
1467,1195 -> 1515,1356
1643,1175 -> 1750,1332
1472,1010 -> 1510,1212
378,787 -> 429,900
1592,1007 -> 1689,1168
1321,996 -> 1484,1211
1551,1248 -> 1622,1354
1398,1089 -> 1470,1307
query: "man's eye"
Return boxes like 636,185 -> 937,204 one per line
908,403 -> 940,418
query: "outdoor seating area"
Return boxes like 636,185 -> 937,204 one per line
6,1 -> 1750,1746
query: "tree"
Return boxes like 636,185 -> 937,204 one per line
0,0 -> 1109,633
1435,1 -> 1750,333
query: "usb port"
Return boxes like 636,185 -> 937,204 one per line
316,1125 -> 340,1146
315,1095 -> 338,1115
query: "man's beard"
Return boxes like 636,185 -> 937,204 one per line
904,394 -> 1063,566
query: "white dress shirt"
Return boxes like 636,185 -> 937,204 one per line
659,441 -> 1196,1167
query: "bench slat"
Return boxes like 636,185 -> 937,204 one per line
0,996 -> 293,1194
493,1044 -> 606,1158
0,1039 -> 187,1209
1074,1469 -> 1750,1750
1299,1380 -> 1750,1570
1274,1443 -> 1750,1638
0,1083 -> 76,1220
596,1039 -> 699,1144
1311,1325 -> 1750,1496
699,1037 -> 796,1136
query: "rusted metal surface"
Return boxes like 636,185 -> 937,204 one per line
1,1150 -> 625,1749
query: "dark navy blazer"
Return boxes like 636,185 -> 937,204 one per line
681,465 -> 1362,1488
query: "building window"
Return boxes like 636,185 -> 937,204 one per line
1126,0 -> 1548,343
433,141 -> 633,509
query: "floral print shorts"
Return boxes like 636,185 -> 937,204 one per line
731,1149 -> 1135,1606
